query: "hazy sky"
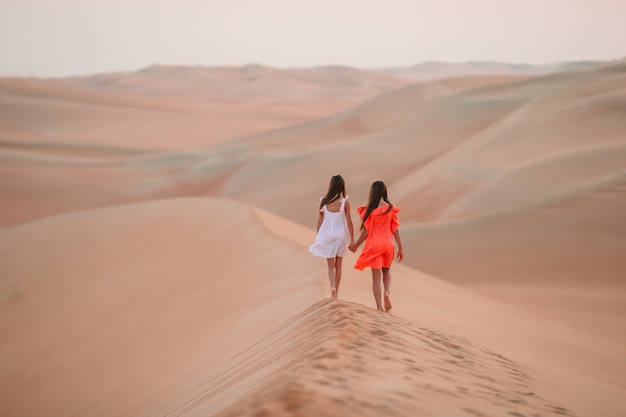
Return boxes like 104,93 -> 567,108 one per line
1,0 -> 625,77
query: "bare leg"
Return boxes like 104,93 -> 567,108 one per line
326,258 -> 337,298
382,267 -> 392,311
371,268 -> 383,311
382,267 -> 391,294
334,256 -> 343,297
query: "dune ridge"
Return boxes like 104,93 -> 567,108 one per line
208,299 -> 574,417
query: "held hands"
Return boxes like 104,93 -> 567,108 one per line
348,242 -> 357,253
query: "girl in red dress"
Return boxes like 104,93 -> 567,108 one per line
349,180 -> 404,311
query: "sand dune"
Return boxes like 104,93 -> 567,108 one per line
2,65 -> 626,342
1,198 -> 625,416
63,64 -> 406,100
2,61 -> 626,415
2,64 -> 624,342
199,64 -> 626,343
377,59 -> 619,82
0,198 -> 325,416
1,66 -> 407,149
211,299 -> 570,417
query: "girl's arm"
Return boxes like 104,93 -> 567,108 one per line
344,199 -> 355,245
350,228 -> 368,252
393,229 -> 404,261
316,212 -> 324,233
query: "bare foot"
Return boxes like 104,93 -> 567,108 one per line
331,288 -> 337,298
384,293 -> 392,312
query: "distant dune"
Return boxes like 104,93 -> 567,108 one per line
376,59 -> 622,82
0,66 -> 407,149
64,64 -> 406,100
1,60 -> 625,416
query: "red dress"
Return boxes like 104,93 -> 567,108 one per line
354,204 -> 400,271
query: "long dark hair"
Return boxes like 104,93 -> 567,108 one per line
320,175 -> 347,210
361,180 -> 393,230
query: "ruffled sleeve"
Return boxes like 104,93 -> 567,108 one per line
390,206 -> 400,234
357,205 -> 366,219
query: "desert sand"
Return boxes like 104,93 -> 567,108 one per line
376,59 -> 616,82
1,65 -> 406,150
1,63 -> 625,416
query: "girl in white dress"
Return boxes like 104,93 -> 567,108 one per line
309,175 -> 355,298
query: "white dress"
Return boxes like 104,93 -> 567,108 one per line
309,197 -> 348,258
